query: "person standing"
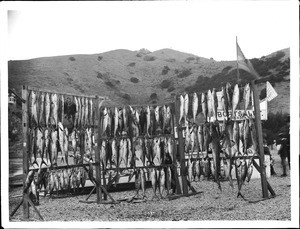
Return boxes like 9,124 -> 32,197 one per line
277,115 -> 290,177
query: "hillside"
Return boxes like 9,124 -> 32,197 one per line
8,47 -> 290,113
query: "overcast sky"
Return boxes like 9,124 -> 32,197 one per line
3,1 -> 297,61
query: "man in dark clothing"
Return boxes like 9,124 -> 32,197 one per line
277,116 -> 290,177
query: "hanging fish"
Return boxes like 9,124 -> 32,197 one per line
239,121 -> 244,153
232,84 -> 240,118
61,94 -> 65,123
159,168 -> 165,199
192,92 -> 198,123
58,122 -> 65,163
154,106 -> 161,132
44,128 -> 50,165
127,138 -> 133,168
162,105 -> 168,133
139,107 -> 147,135
118,139 -> 124,168
167,137 -> 174,163
226,82 -> 233,109
45,93 -> 51,127
197,124 -> 204,157
185,125 -> 191,154
246,159 -> 254,182
114,107 -> 119,136
243,118 -> 251,154
50,93 -> 58,127
30,129 -> 38,167
73,96 -> 79,128
140,168 -> 146,199
237,157 -> 248,198
195,160 -> 201,181
123,106 -> 129,134
222,131 -> 234,188
64,127 -> 69,165
80,97 -> 85,127
188,158 -> 194,183
134,138 -> 145,166
210,122 -> 222,191
184,93 -> 189,123
221,86 -> 229,119
50,130 -> 58,166
145,137 -> 153,165
102,107 -> 108,136
233,121 -> 240,156
146,106 -> 151,136
249,118 -> 259,155
30,90 -> 38,126
118,107 -> 123,134
203,123 -> 211,155
201,92 -> 208,122
111,139 -> 118,167
69,129 -> 77,157
190,126 -> 196,155
150,168 -> 159,200
207,89 -> 213,122
38,92 -> 45,126
166,167 -> 172,195
212,88 -> 218,122
36,128 -> 47,167
84,97 -> 89,127
179,95 -> 185,124
243,83 -> 251,113
153,137 -> 161,166
100,140 -> 108,169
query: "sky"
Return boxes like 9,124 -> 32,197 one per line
3,0 -> 298,61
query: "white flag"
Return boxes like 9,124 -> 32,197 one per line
266,81 -> 278,101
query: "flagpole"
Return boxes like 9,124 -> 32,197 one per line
236,36 -> 240,84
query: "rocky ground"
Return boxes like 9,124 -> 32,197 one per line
8,150 -> 292,222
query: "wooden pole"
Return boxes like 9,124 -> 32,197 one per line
22,85 -> 29,219
175,96 -> 188,195
95,98 -> 103,203
251,80 -> 269,198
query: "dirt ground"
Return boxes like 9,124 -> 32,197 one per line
7,149 -> 292,223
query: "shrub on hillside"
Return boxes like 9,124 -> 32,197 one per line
185,57 -> 195,63
150,93 -> 158,100
165,58 -> 176,63
122,94 -> 131,101
143,55 -> 156,61
130,77 -> 139,83
160,80 -> 171,89
176,68 -> 192,78
105,81 -> 115,88
97,56 -> 103,61
167,86 -> 175,92
162,65 -> 170,75
96,72 -> 103,79
69,57 -> 76,61
128,62 -> 136,67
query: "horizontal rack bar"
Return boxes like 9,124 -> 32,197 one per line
98,133 -> 175,140
26,85 -> 108,100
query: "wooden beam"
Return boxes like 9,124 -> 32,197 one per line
22,85 -> 29,219
251,81 -> 269,198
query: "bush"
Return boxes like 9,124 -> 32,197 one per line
96,72 -> 103,79
97,56 -> 103,61
185,57 -> 195,63
150,93 -> 158,100
162,65 -> 170,75
160,80 -> 171,89
143,55 -> 156,61
69,57 -> 76,61
176,68 -> 192,78
167,86 -> 175,92
165,58 -> 176,63
130,77 -> 139,83
105,81 -> 115,88
128,62 -> 136,67
122,94 -> 131,101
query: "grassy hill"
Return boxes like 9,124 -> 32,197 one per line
8,47 -> 290,113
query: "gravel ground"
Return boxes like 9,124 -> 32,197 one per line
8,150 -> 292,222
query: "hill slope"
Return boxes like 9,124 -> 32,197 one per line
8,48 -> 290,113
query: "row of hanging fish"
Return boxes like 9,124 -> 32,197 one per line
33,166 -> 89,197
132,166 -> 173,200
186,156 -> 254,197
99,136 -> 174,170
28,90 -> 98,129
100,104 -> 173,138
183,118 -> 257,193
29,121 -> 95,167
179,82 -> 253,123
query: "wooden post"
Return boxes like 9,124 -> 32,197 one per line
175,96 -> 188,195
22,85 -> 29,219
251,81 -> 269,198
95,98 -> 103,203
